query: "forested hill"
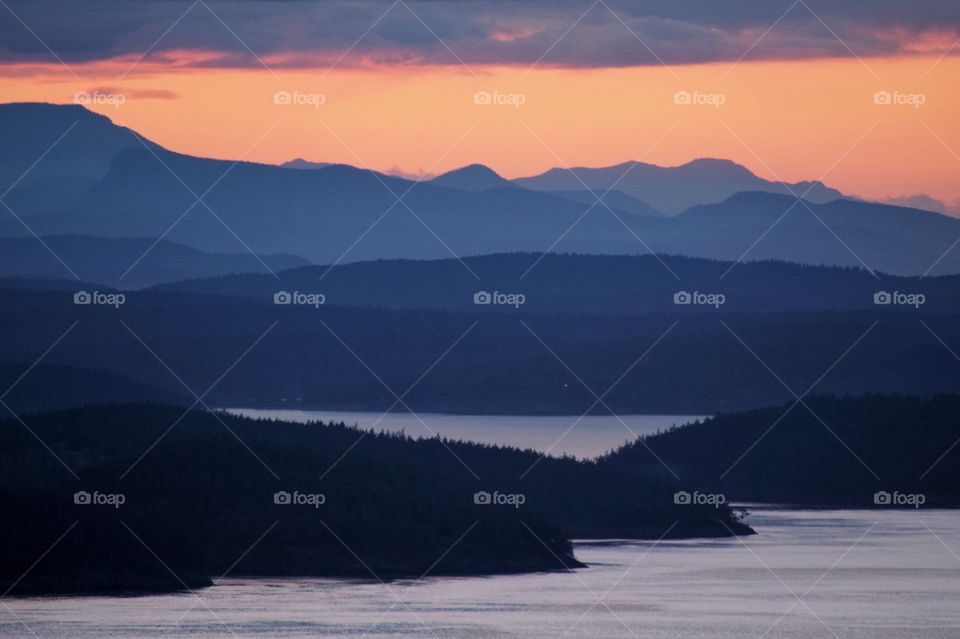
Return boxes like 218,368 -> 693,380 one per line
0,403 -> 750,596
155,252 -> 960,315
602,394 -> 960,506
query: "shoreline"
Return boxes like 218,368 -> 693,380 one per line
18,506 -> 958,600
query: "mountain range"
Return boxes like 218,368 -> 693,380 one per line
513,158 -> 846,216
2,102 -> 960,277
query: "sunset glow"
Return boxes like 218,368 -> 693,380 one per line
1,54 -> 957,206
1,0 -> 959,211
6,3 -> 960,623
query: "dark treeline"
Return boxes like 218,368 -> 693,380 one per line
602,394 -> 960,506
0,403 -> 750,596
1,286 -> 958,415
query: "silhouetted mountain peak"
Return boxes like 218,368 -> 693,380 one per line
677,157 -> 757,179
282,158 -> 331,170
430,163 -> 515,191
0,102 -> 168,214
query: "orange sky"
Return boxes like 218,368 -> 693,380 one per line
1,54 -> 958,205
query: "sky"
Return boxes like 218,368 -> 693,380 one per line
1,0 -> 959,211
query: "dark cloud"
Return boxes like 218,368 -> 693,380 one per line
83,86 -> 180,100
0,0 -> 957,69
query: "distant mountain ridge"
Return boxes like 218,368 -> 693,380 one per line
430,164 -> 663,216
514,157 -> 845,215
2,102 -> 960,275
2,142 -> 642,264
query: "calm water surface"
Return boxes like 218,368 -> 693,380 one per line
4,508 -> 960,638
222,409 -> 705,459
